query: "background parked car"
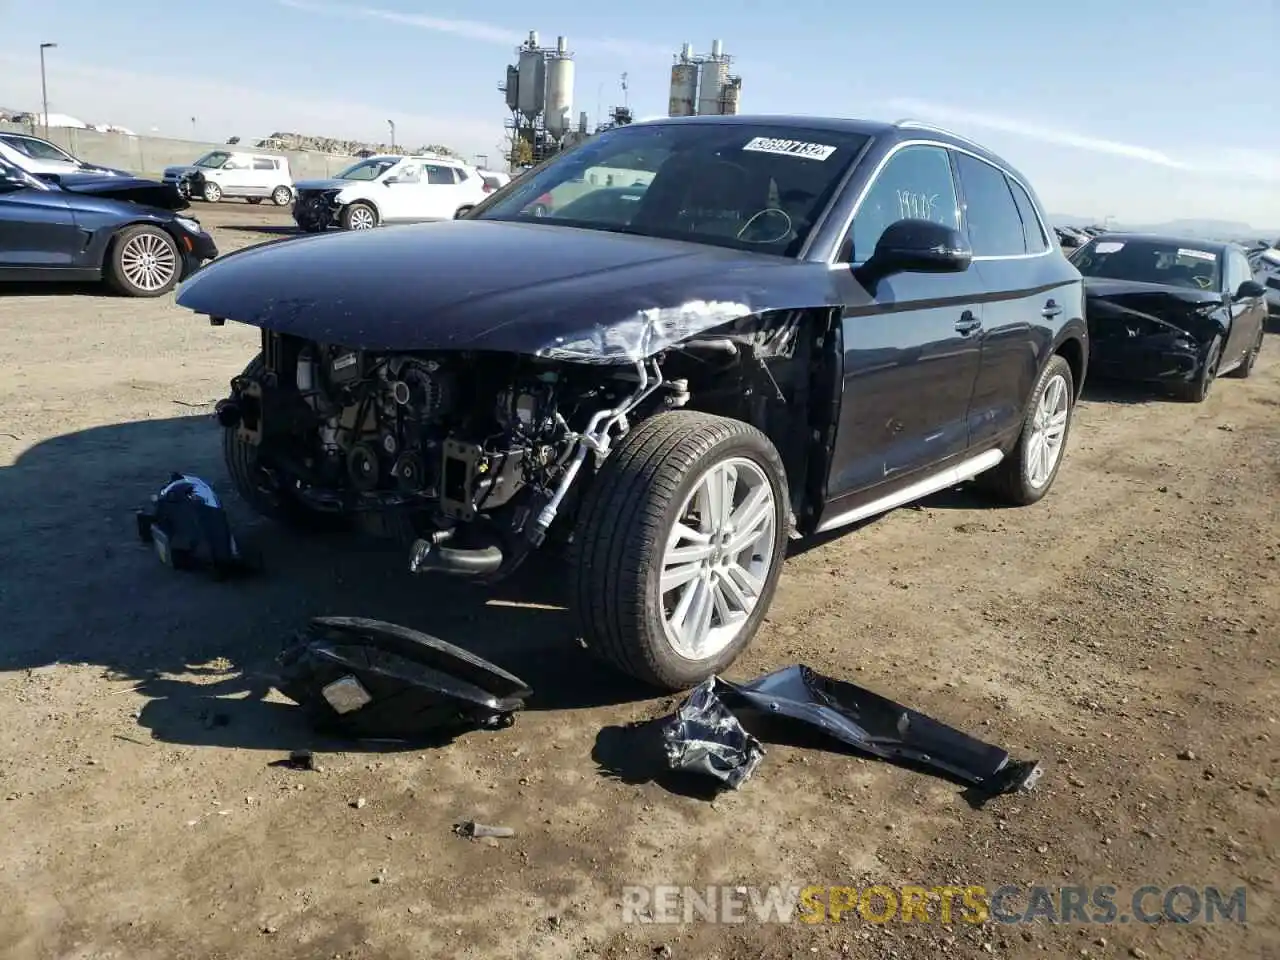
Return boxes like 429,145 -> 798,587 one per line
1247,246 -> 1280,314
292,153 -> 491,231
1072,234 -> 1267,400
0,132 -> 133,178
0,157 -> 217,297
162,150 -> 294,206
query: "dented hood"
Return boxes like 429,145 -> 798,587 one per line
1084,278 -> 1223,341
175,219 -> 865,361
53,172 -> 190,211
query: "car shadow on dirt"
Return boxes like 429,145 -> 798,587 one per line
0,414 -> 657,753
220,224 -> 304,237
0,281 -> 117,298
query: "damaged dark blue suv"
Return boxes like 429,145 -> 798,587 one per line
178,115 -> 1087,691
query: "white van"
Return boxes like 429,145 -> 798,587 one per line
162,150 -> 294,205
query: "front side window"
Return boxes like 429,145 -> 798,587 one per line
336,158 -> 399,181
849,145 -> 960,262
474,122 -> 870,257
1,136 -> 75,162
955,153 -> 1027,257
193,151 -> 230,169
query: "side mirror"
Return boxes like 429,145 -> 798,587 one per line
35,172 -> 62,184
1235,279 -> 1266,300
382,176 -> 397,186
860,219 -> 972,280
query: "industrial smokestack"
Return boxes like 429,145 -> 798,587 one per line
527,30 -> 538,47
711,38 -> 723,58
556,35 -> 567,54
681,42 -> 693,61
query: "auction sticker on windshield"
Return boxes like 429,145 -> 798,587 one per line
1177,248 -> 1217,262
742,137 -> 837,161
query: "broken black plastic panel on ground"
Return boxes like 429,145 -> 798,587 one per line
276,617 -> 532,740
662,665 -> 1043,794
135,472 -> 258,579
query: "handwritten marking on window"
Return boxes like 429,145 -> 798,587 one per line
896,190 -> 941,222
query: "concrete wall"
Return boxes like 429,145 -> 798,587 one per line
0,122 -> 357,181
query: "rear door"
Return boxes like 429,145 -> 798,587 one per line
249,157 -> 279,197
953,151 -> 1077,449
422,163 -> 463,218
823,143 -> 985,505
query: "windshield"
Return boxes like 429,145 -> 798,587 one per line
1,135 -> 76,163
474,122 -> 870,257
1072,238 -> 1222,291
193,151 -> 231,169
336,158 -> 399,181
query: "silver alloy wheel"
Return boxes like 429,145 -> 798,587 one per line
272,186 -> 292,206
119,231 -> 178,292
660,456 -> 777,661
1026,373 -> 1069,489
203,182 -> 221,202
347,206 -> 376,229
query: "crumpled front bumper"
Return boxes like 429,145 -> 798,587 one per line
1087,330 -> 1203,383
293,191 -> 339,228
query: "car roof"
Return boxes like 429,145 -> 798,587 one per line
1090,232 -> 1234,253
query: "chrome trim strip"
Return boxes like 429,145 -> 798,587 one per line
826,138 -> 1054,266
814,448 -> 1004,534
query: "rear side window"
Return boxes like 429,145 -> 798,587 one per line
1006,176 -> 1048,253
955,153 -> 1027,257
850,145 -> 960,262
252,158 -> 277,171
425,165 -> 456,185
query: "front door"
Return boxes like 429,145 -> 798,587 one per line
381,162 -> 427,221
0,174 -> 79,269
824,144 -> 985,504
1223,248 -> 1265,366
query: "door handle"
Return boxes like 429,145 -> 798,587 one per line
955,311 -> 982,336
1042,299 -> 1063,319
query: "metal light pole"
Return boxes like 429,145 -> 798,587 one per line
39,42 -> 57,138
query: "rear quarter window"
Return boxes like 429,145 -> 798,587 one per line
955,153 -> 1028,257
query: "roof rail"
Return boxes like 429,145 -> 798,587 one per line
893,118 -> 990,152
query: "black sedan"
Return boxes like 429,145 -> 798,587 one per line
0,158 -> 218,297
1072,233 -> 1267,401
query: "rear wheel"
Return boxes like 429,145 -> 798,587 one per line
979,354 -> 1075,506
570,411 -> 789,691
1226,326 -> 1264,379
1171,334 -> 1222,402
106,225 -> 181,297
340,202 -> 378,230
202,181 -> 222,203
272,185 -> 293,206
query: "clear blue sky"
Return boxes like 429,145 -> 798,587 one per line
3,0 -> 1276,227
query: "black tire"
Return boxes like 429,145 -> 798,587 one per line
202,181 -> 222,203
295,218 -> 325,234
1226,326 -> 1264,379
246,197 -> 263,205
222,353 -> 345,533
569,410 -> 790,691
340,201 -> 378,230
454,205 -> 474,219
979,354 -> 1076,506
1171,334 -> 1222,402
105,224 -> 182,298
271,185 -> 293,206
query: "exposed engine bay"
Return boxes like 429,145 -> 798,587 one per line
214,331 -> 680,579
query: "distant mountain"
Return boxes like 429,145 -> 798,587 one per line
1049,214 -> 1279,243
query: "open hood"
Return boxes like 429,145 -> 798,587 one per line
50,172 -> 190,211
176,219 -> 872,362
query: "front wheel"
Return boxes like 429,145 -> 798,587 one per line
979,354 -> 1075,506
106,224 -> 181,297
202,181 -> 222,203
1171,334 -> 1222,402
340,202 -> 378,230
570,411 -> 789,691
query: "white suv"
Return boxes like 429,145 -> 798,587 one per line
291,154 -> 490,231
162,150 -> 294,205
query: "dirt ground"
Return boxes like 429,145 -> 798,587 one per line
0,203 -> 1276,960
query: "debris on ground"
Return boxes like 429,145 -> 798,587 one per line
135,473 -> 259,579
454,820 -> 516,839
660,665 -> 1043,794
275,617 -> 532,739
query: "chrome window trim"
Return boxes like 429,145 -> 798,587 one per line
825,137 -> 1055,265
